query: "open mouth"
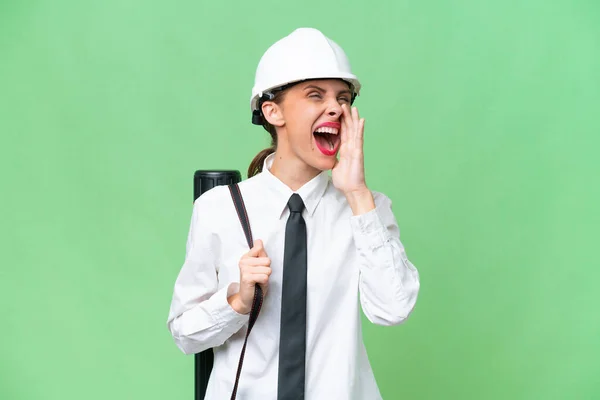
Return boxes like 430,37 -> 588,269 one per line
313,126 -> 341,156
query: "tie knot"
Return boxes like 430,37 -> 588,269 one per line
287,193 -> 305,213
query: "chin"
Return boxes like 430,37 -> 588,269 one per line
311,154 -> 337,171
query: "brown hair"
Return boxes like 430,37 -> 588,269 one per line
247,91 -> 286,178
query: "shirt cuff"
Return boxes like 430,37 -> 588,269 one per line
350,206 -> 391,251
209,283 -> 249,332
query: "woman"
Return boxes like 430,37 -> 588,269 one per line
167,27 -> 420,399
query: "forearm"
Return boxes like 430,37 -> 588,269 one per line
168,283 -> 248,355
350,193 -> 420,325
356,233 -> 420,325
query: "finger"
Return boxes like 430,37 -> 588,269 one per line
341,104 -> 352,131
242,257 -> 271,267
242,270 -> 271,285
339,119 -> 348,148
352,106 -> 360,125
252,274 -> 270,285
254,239 -> 269,257
352,107 -> 360,141
339,105 -> 350,147
342,104 -> 354,148
249,266 -> 272,275
246,239 -> 264,257
241,261 -> 271,273
357,118 -> 365,146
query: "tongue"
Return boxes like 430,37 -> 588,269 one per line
314,133 -> 333,150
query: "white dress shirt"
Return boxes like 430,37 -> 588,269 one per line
167,153 -> 420,399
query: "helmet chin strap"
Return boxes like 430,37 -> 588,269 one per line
252,109 -> 264,126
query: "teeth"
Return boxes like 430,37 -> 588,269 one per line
314,127 -> 339,135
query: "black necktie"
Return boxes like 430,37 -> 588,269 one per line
277,193 -> 307,400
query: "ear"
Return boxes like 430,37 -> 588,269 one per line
261,101 -> 285,127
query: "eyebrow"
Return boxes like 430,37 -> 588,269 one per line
303,85 -> 352,96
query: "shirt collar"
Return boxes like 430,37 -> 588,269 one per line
258,153 -> 330,219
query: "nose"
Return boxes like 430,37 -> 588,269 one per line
326,97 -> 342,118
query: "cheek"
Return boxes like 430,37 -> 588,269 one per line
286,108 -> 318,144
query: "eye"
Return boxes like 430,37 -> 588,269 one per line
338,97 -> 350,103
308,92 -> 322,99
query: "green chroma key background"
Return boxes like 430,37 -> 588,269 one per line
1,0 -> 598,398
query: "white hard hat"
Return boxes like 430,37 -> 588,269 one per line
250,28 -> 361,125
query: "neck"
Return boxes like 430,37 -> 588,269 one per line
269,151 -> 322,192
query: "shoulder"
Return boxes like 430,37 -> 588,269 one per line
193,184 -> 231,213
191,184 -> 237,233
236,172 -> 265,194
191,174 -> 265,227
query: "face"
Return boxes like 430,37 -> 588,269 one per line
262,79 -> 353,173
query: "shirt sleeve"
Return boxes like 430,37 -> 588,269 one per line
350,191 -> 420,326
166,190 -> 249,355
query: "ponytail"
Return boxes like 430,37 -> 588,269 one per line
248,123 -> 278,178
248,147 -> 274,178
